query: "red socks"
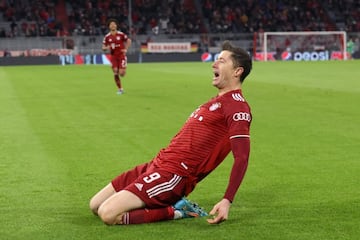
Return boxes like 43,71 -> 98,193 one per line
114,75 -> 122,89
121,206 -> 175,224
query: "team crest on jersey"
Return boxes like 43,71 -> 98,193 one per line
209,102 -> 221,111
232,93 -> 245,102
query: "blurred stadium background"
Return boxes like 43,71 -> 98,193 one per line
1,1 -> 360,239
0,0 -> 359,64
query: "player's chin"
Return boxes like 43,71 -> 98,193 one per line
212,80 -> 219,87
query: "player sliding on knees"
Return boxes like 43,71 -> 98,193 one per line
90,40 -> 253,225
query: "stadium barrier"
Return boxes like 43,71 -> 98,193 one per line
0,56 -> 60,66
0,53 -> 206,66
59,53 -> 205,65
1,50 -> 359,66
254,50 -> 352,61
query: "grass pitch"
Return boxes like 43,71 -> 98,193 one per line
0,60 -> 359,240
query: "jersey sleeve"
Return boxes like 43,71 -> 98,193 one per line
123,33 -> 128,41
221,95 -> 252,202
222,99 -> 251,138
102,35 -> 108,45
223,137 -> 250,202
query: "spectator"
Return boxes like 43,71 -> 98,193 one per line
159,15 -> 169,34
0,27 -> 6,37
10,19 -> 18,37
346,37 -> 354,59
3,49 -> 11,57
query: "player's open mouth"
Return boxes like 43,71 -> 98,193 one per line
213,72 -> 219,81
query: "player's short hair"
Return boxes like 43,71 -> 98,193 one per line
222,40 -> 252,83
107,18 -> 118,27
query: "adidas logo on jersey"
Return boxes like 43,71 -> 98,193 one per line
232,93 -> 245,102
135,183 -> 143,191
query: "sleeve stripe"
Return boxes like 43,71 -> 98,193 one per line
230,134 -> 250,139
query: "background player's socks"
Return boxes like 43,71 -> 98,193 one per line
114,75 -> 122,89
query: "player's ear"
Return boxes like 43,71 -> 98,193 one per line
234,66 -> 244,78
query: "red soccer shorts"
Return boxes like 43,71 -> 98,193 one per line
111,55 -> 127,69
111,162 -> 189,208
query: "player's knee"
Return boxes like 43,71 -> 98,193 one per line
89,197 -> 99,215
119,70 -> 126,76
97,205 -> 118,225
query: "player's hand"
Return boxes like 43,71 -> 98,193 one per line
206,198 -> 231,224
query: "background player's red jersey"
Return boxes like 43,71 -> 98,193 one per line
102,31 -> 129,56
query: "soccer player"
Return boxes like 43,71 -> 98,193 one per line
90,40 -> 252,225
102,19 -> 131,94
346,37 -> 354,60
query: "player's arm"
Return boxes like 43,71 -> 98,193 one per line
102,43 -> 110,51
102,36 -> 110,51
123,38 -> 132,53
223,137 -> 250,202
207,137 -> 250,224
125,38 -> 132,50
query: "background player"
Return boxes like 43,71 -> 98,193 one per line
102,19 -> 131,94
90,40 -> 253,225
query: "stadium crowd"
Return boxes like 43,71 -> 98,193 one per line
207,0 -> 359,33
0,0 -> 359,38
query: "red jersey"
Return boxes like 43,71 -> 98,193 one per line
102,31 -> 128,56
153,89 -> 251,196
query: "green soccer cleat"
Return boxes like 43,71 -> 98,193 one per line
173,197 -> 208,218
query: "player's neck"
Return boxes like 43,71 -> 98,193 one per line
217,85 -> 242,96
110,30 -> 117,35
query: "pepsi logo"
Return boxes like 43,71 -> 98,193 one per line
281,51 -> 292,60
201,52 -> 212,62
